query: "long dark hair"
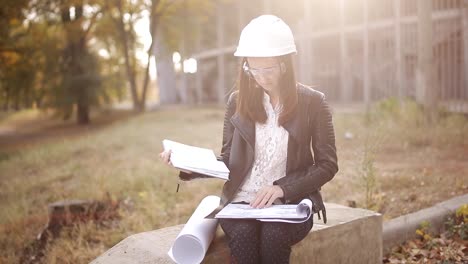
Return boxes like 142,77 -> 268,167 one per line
236,54 -> 298,126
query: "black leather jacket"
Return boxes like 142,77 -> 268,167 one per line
180,84 -> 338,223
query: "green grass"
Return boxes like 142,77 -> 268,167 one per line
0,100 -> 467,263
0,106 -> 227,263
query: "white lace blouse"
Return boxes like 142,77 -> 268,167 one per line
231,92 -> 289,203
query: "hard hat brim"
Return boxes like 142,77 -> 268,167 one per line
234,46 -> 297,57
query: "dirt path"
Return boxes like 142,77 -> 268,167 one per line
0,109 -> 137,152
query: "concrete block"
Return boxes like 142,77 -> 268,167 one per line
91,226 -> 181,264
91,203 -> 382,264
291,204 -> 382,264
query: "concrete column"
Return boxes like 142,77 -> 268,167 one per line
463,4 -> 468,99
363,0 -> 370,105
339,0 -> 350,102
180,1 -> 189,103
179,42 -> 188,103
195,18 -> 203,104
153,30 -> 177,104
394,0 -> 404,100
237,0 -> 244,32
296,0 -> 312,85
216,3 -> 225,103
305,0 -> 313,85
417,0 -> 435,114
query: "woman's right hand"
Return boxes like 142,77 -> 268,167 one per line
159,149 -> 173,166
159,149 -> 192,174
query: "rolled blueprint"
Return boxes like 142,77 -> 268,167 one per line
168,195 -> 220,264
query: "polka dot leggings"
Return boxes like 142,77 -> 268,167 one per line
219,217 -> 313,264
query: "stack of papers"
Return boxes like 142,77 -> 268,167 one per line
215,199 -> 313,223
162,139 -> 230,180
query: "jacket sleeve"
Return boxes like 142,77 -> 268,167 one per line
179,92 -> 237,181
274,95 -> 338,202
219,92 -> 237,167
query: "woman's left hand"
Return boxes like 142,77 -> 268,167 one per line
250,185 -> 284,209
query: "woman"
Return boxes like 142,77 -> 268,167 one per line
160,15 -> 338,264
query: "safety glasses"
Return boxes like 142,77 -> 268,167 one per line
243,62 -> 280,78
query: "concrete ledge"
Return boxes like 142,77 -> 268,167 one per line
383,193 -> 468,254
91,203 -> 382,264
291,204 -> 382,263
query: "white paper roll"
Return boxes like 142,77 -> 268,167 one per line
168,195 -> 220,264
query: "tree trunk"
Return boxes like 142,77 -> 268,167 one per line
24,83 -> 32,108
4,88 -> 10,110
139,51 -> 151,110
139,13 -> 158,111
74,49 -> 91,125
36,94 -> 43,108
61,1 -> 91,125
154,29 -> 177,104
13,86 -> 20,110
115,0 -> 140,111
77,88 -> 90,124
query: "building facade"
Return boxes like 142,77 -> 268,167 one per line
179,0 -> 467,112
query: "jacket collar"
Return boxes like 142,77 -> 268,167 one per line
230,113 -> 255,148
282,109 -> 303,142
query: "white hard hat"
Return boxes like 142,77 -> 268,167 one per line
234,15 -> 297,57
